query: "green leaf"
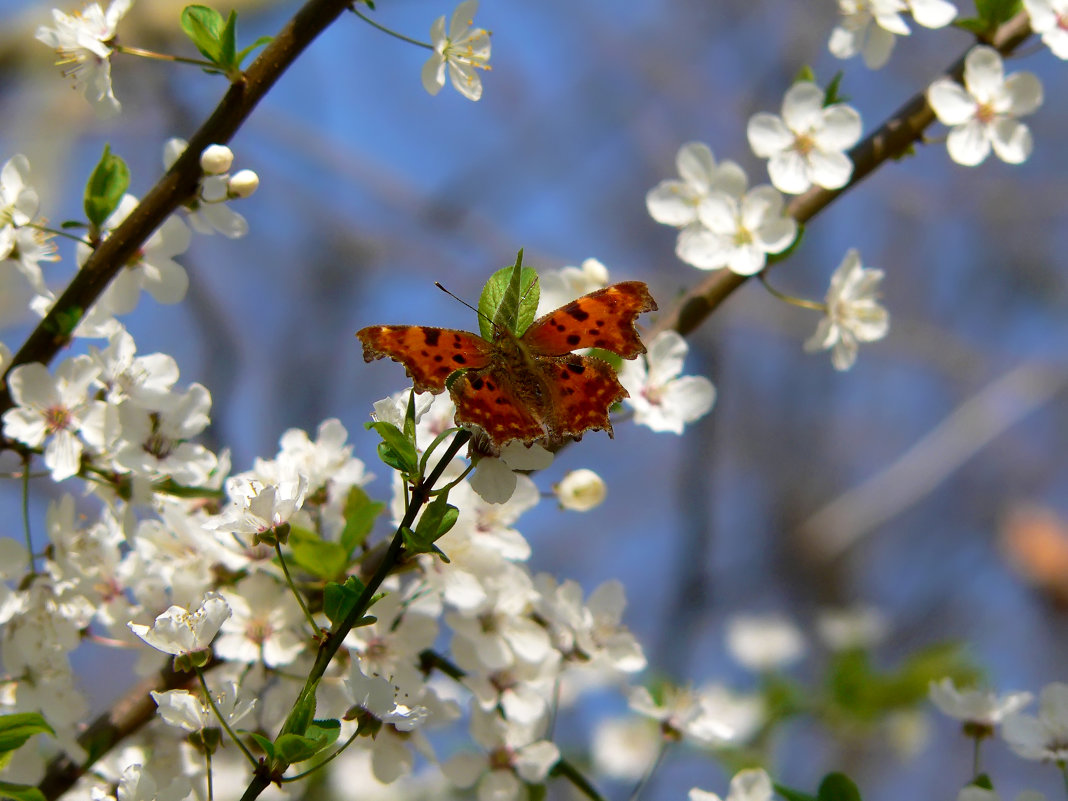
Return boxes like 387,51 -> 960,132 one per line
306,719 -> 341,747
0,781 -> 46,801
274,732 -> 326,764
323,577 -> 365,627
219,9 -> 238,68
339,487 -> 384,555
0,713 -> 55,752
247,732 -> 275,760
794,65 -> 816,84
43,305 -> 84,340
414,492 -> 458,545
955,16 -> 989,32
774,784 -> 817,801
180,5 -> 226,63
824,71 -> 847,106
478,250 -> 540,339
288,527 -> 348,579
236,35 -> 273,67
366,422 -> 418,475
974,0 -> 1023,24
401,525 -> 449,560
288,682 -> 318,737
817,773 -> 862,801
84,145 -> 129,229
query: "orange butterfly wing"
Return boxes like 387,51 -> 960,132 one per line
356,281 -> 657,448
357,325 -> 493,393
449,365 -> 547,445
520,281 -> 657,358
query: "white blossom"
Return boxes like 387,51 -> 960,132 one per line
829,0 -> 957,69
748,81 -> 862,194
150,680 -> 255,732
553,468 -> 606,512
469,441 -> 553,504
726,613 -> 805,671
646,142 -> 748,230
1024,0 -> 1068,58
164,138 -> 250,238
929,677 -> 1032,728
927,46 -> 1043,166
536,258 -> 610,316
691,768 -> 775,801
421,0 -> 491,101
2,357 -> 101,481
35,0 -> 132,115
618,330 -> 715,433
804,249 -> 889,371
77,195 -> 191,315
1003,682 -> 1068,761
127,592 -> 231,656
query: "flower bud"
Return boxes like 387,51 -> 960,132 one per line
199,144 -> 234,175
554,468 -> 606,512
228,169 -> 259,198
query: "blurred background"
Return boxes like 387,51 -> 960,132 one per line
1,0 -> 1067,799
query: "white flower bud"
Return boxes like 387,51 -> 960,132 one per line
554,468 -> 606,512
199,144 -> 234,175
227,169 -> 259,198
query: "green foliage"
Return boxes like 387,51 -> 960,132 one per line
775,773 -> 864,801
957,0 -> 1023,33
478,250 -> 540,339
288,526 -> 348,579
180,5 -> 270,78
366,421 -> 419,475
84,145 -> 129,230
826,642 -> 977,723
824,71 -> 848,106
0,713 -> 54,795
0,781 -> 46,801
340,486 -> 384,554
0,713 -> 55,753
275,719 -> 340,763
402,492 -> 458,560
817,773 -> 863,801
323,576 -> 366,627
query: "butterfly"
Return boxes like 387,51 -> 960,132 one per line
356,281 -> 657,448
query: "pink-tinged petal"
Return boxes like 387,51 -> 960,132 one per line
863,26 -> 898,68
2,407 -> 48,447
1003,71 -> 1044,116
747,113 -> 793,157
1023,0 -> 1056,27
676,226 -> 728,271
767,151 -> 811,194
963,46 -> 1005,101
646,180 -> 700,226
817,105 -> 863,149
990,118 -> 1033,164
660,376 -> 716,426
831,332 -> 860,371
450,0 -> 479,40
908,0 -> 957,27
422,53 -> 446,95
874,7 -> 911,35
726,243 -> 767,276
715,161 -> 749,198
947,120 -> 992,166
697,192 -> 740,235
807,149 -> 854,190
828,25 -> 862,60
6,362 -> 60,409
676,142 -> 717,190
44,430 -> 84,481
927,79 -> 977,125
448,61 -> 483,101
754,216 -> 799,254
739,185 -> 784,228
781,82 -> 826,132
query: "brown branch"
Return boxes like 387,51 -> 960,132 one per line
652,11 -> 1034,339
0,0 -> 359,430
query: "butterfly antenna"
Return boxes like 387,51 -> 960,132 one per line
434,282 -> 497,329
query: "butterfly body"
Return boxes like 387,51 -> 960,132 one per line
357,281 -> 657,448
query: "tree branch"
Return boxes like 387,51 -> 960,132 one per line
652,12 -> 1034,339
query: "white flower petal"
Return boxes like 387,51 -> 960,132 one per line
947,120 -> 992,166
